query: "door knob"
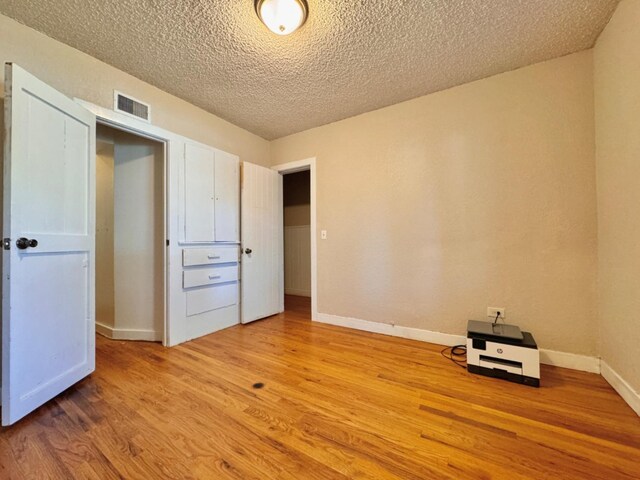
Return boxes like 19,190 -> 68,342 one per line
244,248 -> 252,254
16,237 -> 38,250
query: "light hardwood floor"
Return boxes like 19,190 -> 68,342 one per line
1,295 -> 639,479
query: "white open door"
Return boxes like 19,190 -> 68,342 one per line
241,162 -> 282,324
2,64 -> 96,425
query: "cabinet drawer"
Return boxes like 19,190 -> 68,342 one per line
183,265 -> 238,289
183,247 -> 238,267
186,283 -> 238,317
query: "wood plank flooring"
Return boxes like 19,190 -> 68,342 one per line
1,295 -> 640,479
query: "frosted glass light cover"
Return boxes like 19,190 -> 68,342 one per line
256,0 -> 308,36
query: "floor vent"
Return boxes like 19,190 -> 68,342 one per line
114,91 -> 151,122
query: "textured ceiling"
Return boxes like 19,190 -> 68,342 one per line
0,0 -> 619,139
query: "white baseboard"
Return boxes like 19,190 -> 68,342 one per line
95,322 -> 114,338
316,312 -> 466,347
601,361 -> 640,417
539,349 -> 600,374
96,322 -> 161,342
315,312 -> 601,374
285,289 -> 311,297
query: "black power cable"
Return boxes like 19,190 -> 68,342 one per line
441,344 -> 467,369
442,313 -> 501,369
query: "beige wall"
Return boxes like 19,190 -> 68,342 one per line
594,0 -> 640,392
283,170 -> 311,227
0,14 -> 270,166
271,51 -> 598,355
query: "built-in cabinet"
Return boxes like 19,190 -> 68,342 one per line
183,143 -> 239,243
178,143 -> 241,342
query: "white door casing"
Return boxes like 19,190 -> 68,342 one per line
2,64 -> 96,425
241,162 -> 283,324
272,157 -> 317,321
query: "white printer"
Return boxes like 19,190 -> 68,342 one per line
466,320 -> 540,387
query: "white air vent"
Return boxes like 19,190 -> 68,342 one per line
114,91 -> 151,122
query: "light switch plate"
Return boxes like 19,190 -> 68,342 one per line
321,230 -> 327,240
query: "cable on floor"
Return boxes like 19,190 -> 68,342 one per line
441,344 -> 467,369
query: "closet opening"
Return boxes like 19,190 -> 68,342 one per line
95,123 -> 166,342
282,169 -> 311,316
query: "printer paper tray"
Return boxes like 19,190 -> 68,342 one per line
479,355 -> 523,375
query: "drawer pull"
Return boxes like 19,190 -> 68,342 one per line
183,265 -> 238,288
183,247 -> 236,267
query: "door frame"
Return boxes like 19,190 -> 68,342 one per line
74,99 -> 173,346
272,157 -> 317,320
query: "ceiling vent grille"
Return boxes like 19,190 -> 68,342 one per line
114,91 -> 151,122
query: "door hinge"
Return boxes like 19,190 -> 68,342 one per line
3,238 -> 10,250
166,239 -> 170,247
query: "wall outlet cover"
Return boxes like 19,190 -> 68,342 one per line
487,307 -> 506,319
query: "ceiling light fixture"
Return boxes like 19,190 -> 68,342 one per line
254,0 -> 308,36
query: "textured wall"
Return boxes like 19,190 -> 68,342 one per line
0,14 -> 270,166
271,51 -> 598,355
594,0 -> 640,392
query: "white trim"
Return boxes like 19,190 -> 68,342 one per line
74,98 -> 172,347
315,312 -> 601,374
316,312 -> 465,347
75,99 -> 171,142
539,349 -> 600,374
272,158 -> 318,321
95,322 -> 114,339
601,361 -> 640,417
96,322 -> 161,342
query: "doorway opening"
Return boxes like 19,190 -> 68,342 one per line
95,124 -> 166,342
282,169 -> 311,316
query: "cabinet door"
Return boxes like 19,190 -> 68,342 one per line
214,151 -> 240,242
184,143 -> 215,242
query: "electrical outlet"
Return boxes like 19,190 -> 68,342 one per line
487,307 -> 506,320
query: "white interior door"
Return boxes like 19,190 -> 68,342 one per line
241,162 -> 282,324
2,64 -> 96,425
